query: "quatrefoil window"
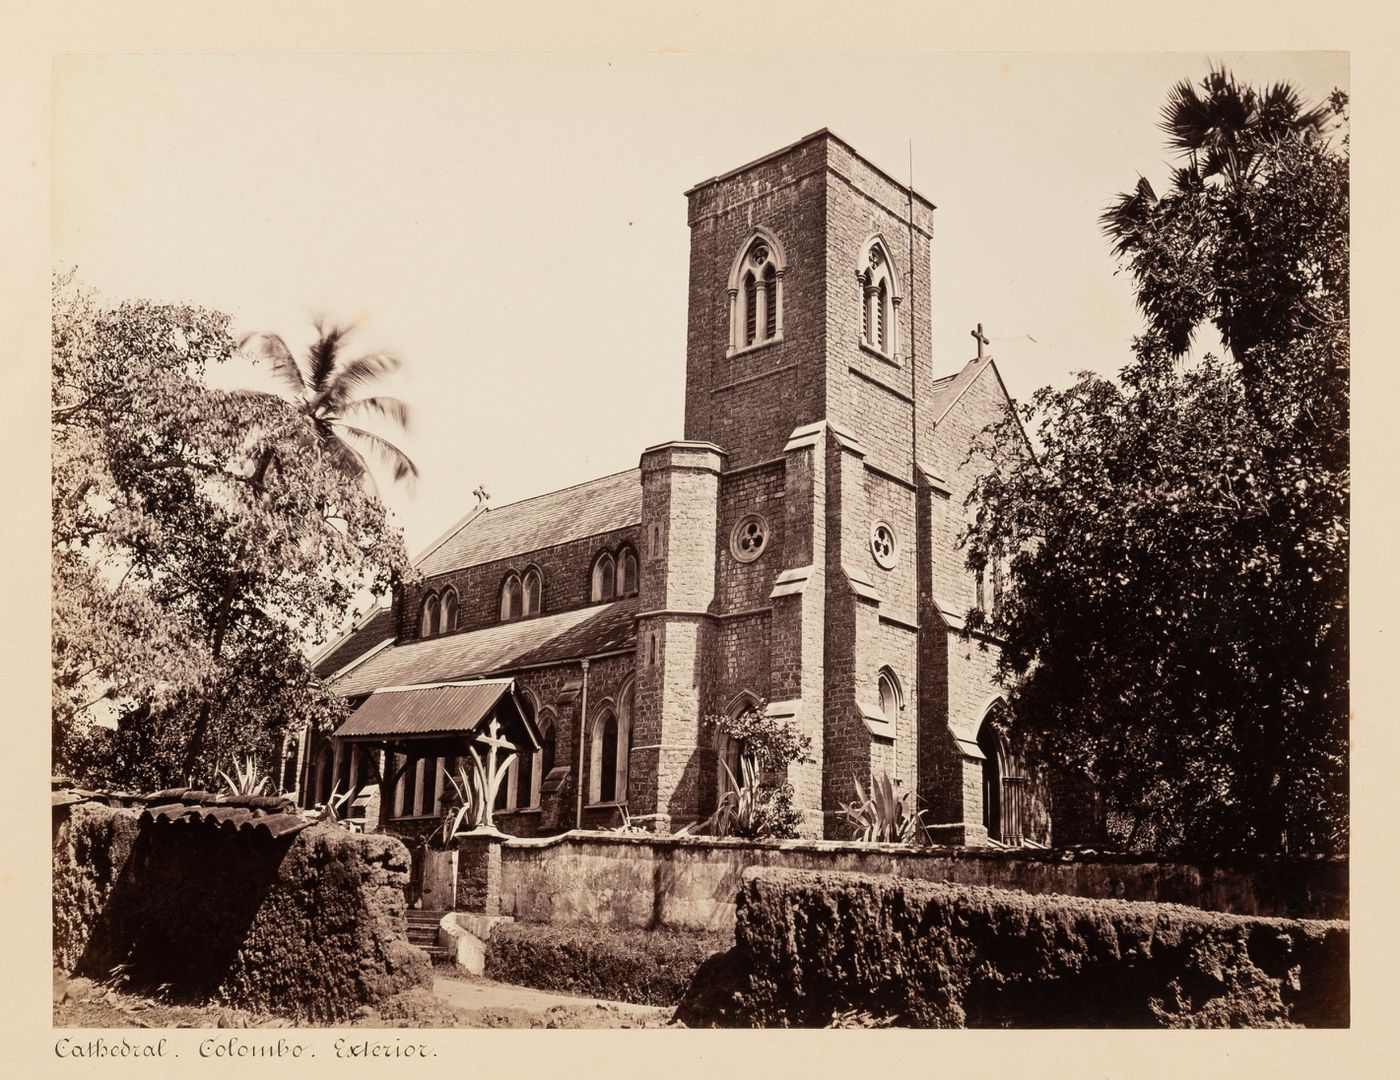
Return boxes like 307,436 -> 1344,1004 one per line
730,514 -> 770,563
871,521 -> 898,569
750,244 -> 769,266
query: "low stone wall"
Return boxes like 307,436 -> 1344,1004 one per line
675,869 -> 1349,1028
497,831 -> 1346,932
53,803 -> 431,1021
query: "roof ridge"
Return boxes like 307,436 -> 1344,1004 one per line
414,466 -> 640,574
478,465 -> 639,516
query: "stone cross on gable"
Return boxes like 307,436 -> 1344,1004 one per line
473,484 -> 490,505
971,323 -> 990,359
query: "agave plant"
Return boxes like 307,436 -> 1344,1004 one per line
680,754 -> 760,838
434,745 -> 516,843
838,772 -> 925,844
317,783 -> 356,827
608,804 -> 646,834
713,755 -> 761,837
218,754 -> 270,797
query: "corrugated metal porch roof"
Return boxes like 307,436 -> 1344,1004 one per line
334,679 -> 516,740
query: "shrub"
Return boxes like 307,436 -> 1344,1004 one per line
485,921 -> 726,1006
687,700 -> 812,840
676,869 -> 1348,1028
53,803 -> 430,1021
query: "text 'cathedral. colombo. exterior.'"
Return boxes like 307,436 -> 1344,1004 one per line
300,130 -> 1052,847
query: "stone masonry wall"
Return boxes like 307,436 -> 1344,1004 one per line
494,831 -> 1348,934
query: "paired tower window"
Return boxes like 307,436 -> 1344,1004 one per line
858,237 -> 901,359
727,231 -> 785,355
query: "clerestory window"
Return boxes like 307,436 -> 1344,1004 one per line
500,572 -> 522,622
522,567 -> 542,618
420,591 -> 440,637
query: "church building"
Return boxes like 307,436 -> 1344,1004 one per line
304,130 -> 1051,847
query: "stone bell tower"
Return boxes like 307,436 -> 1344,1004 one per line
627,131 -> 953,836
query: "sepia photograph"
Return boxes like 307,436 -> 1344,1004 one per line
44,41 -> 1351,1038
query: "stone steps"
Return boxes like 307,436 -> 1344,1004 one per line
406,910 -> 449,959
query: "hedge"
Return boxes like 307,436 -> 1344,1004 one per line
484,921 -> 727,1006
53,803 -> 431,1021
675,869 -> 1348,1028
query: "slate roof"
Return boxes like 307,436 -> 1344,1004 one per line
331,597 -> 639,698
416,468 -> 642,578
314,606 -> 396,680
928,355 -> 993,425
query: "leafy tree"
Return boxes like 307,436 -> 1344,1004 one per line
179,322 -> 418,774
52,275 -> 409,789
964,72 -> 1347,856
1101,70 -> 1345,405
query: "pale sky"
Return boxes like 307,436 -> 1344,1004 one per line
53,52 -> 1349,563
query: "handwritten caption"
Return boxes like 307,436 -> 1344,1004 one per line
55,1035 -> 438,1060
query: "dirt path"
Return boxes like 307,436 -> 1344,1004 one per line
52,970 -> 676,1030
429,975 -> 674,1028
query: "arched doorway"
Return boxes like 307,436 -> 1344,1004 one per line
977,702 -> 1025,845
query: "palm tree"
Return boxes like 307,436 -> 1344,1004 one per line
1156,68 -> 1331,192
182,321 -> 417,778
239,320 -> 418,488
1100,67 -> 1339,369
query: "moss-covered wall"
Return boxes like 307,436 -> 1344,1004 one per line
53,803 -> 431,1022
676,868 -> 1349,1028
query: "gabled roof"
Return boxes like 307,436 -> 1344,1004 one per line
331,598 -> 639,698
313,606 -> 396,681
929,354 -> 996,425
927,354 -> 1031,449
416,468 -> 642,578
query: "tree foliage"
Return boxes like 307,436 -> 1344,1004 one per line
964,72 -> 1348,856
52,275 -> 409,789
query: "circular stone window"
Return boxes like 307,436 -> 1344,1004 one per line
730,514 -> 770,563
870,521 -> 899,569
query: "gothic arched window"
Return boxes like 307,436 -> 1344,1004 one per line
522,568 -> 542,617
589,682 -> 633,805
715,693 -> 761,807
618,547 -> 638,597
440,587 -> 459,633
727,230 -> 786,355
500,573 -> 522,622
420,591 -> 440,637
538,713 -> 557,785
878,668 -> 902,725
858,237 -> 901,360
591,552 -> 616,602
